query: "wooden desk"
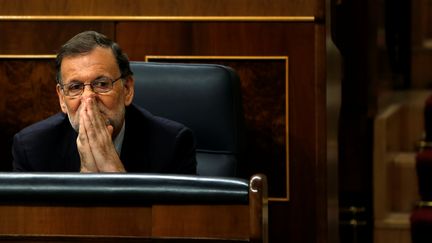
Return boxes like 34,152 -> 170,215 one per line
0,173 -> 267,243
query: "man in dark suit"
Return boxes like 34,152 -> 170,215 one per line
12,31 -> 197,174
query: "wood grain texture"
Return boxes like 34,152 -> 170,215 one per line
0,174 -> 267,242
0,1 -> 327,240
0,0 -> 319,17
249,174 -> 268,242
0,205 -> 257,242
0,60 -> 58,171
116,21 -> 323,243
152,205 -> 249,239
0,206 -> 152,236
0,22 -> 115,55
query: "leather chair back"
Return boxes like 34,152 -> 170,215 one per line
130,62 -> 244,177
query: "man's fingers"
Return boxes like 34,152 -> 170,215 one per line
78,97 -> 125,172
85,97 -> 107,133
77,107 -> 98,172
107,124 -> 114,137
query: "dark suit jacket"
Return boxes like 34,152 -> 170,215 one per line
12,104 -> 197,174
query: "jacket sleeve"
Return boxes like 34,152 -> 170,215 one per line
11,133 -> 30,172
173,127 -> 197,175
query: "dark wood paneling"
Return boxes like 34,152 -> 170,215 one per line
0,0 -> 318,17
0,206 -> 153,236
0,204 -> 254,242
315,23 -> 328,243
0,60 -> 59,171
0,22 -> 115,55
146,57 -> 288,199
152,205 -> 249,238
115,21 -> 323,243
0,18 -> 326,242
117,22 -> 315,57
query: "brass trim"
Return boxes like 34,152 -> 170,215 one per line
340,206 -> 366,214
417,201 -> 432,207
146,55 -> 290,202
145,55 -> 287,61
339,220 -> 367,226
0,55 -> 56,59
0,15 -> 315,22
416,140 -> 432,151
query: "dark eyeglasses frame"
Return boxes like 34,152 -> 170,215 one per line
60,76 -> 123,97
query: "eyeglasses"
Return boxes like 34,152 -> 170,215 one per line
60,76 -> 123,97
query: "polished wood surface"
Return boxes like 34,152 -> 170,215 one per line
0,205 -> 250,239
0,205 -> 255,242
0,236 -> 248,243
0,60 -> 58,171
0,174 -> 267,242
249,174 -> 268,242
0,0 -> 319,17
0,22 -> 114,55
152,205 -> 249,239
0,206 -> 152,236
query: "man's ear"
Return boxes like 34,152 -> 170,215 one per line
56,84 -> 68,113
123,76 -> 134,106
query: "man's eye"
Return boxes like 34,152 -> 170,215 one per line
67,83 -> 83,91
93,80 -> 110,88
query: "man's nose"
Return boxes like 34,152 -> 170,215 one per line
81,84 -> 97,98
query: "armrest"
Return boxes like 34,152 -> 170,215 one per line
0,173 -> 267,242
0,173 -> 249,205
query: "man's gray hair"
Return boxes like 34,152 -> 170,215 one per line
55,31 -> 133,84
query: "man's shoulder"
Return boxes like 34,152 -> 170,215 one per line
127,104 -> 187,133
17,112 -> 68,137
122,104 -> 196,174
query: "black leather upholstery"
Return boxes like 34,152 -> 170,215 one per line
130,62 -> 244,177
0,173 -> 249,205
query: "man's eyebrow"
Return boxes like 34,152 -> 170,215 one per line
67,79 -> 84,83
67,75 -> 107,83
93,75 -> 109,80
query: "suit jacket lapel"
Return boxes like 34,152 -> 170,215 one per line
120,105 -> 151,172
57,116 -> 80,172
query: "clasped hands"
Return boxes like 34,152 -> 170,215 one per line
77,97 -> 126,173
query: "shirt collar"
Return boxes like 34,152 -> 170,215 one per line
113,121 -> 126,155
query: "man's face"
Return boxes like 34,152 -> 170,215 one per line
56,47 -> 134,138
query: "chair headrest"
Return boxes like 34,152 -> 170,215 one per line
130,62 -> 243,153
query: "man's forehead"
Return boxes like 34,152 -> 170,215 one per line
62,47 -> 115,64
61,47 -> 118,80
